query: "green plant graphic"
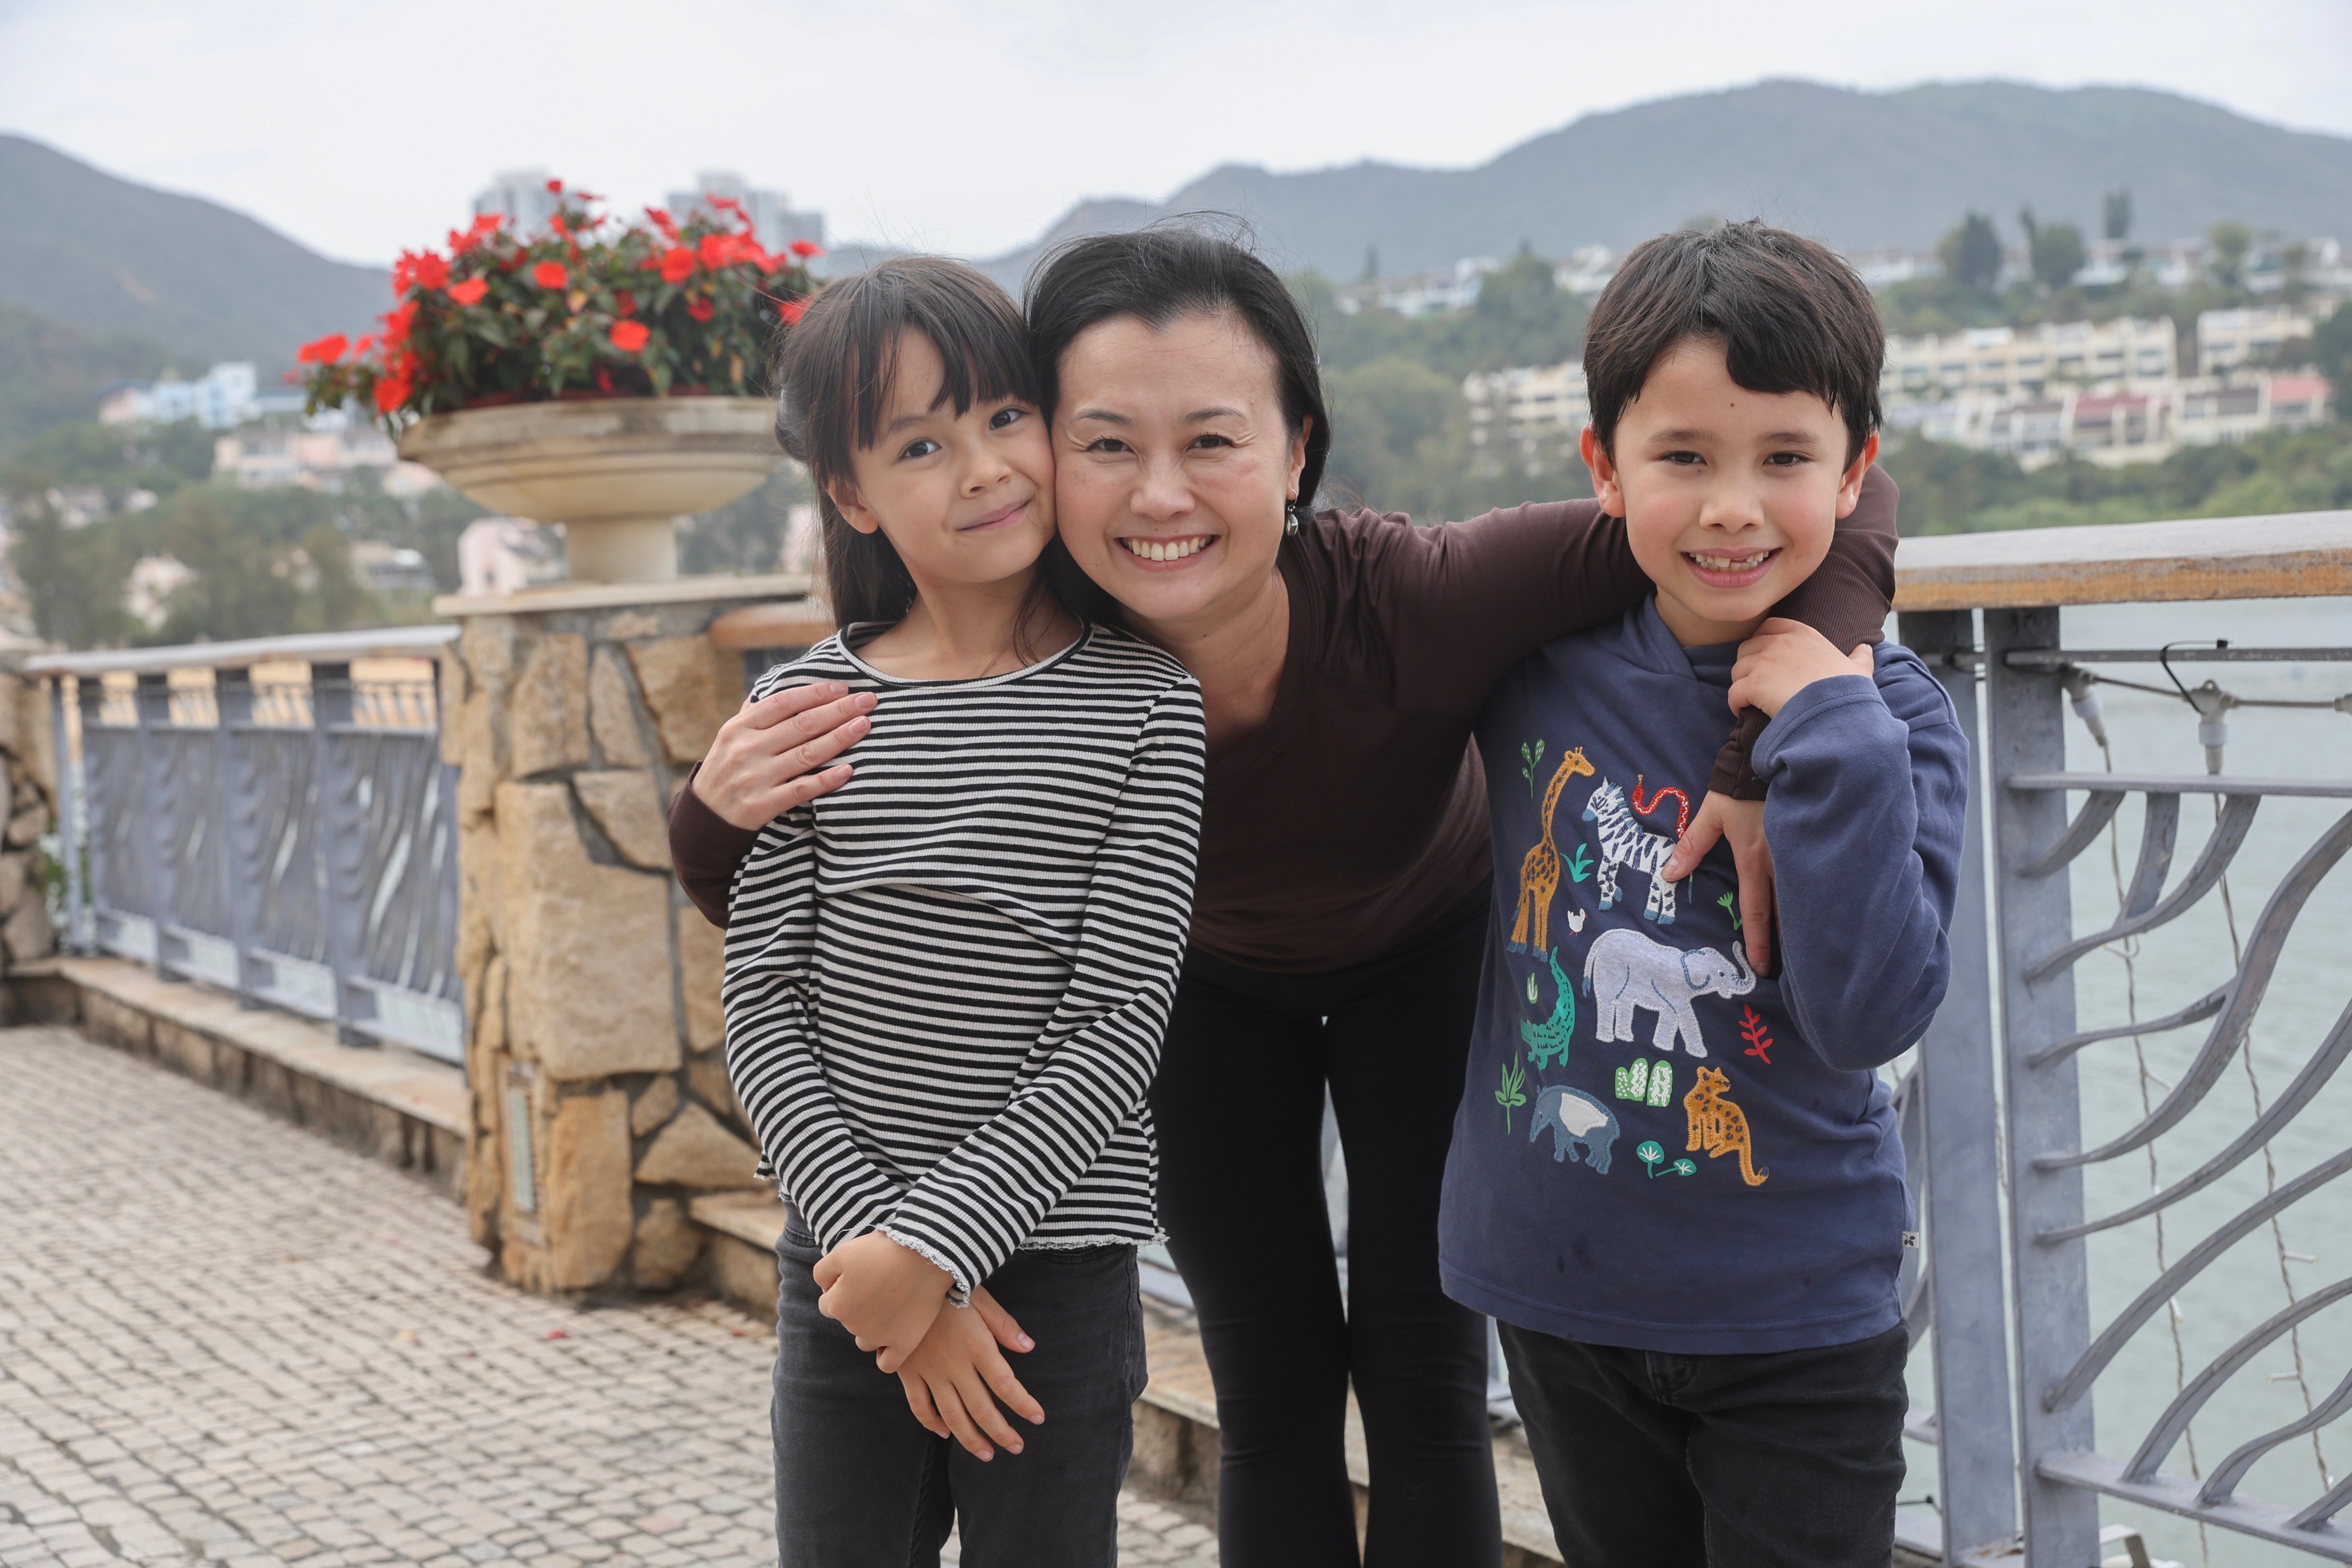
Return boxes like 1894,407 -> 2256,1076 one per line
1525,972 -> 1539,1005
1520,739 -> 1546,797
1567,844 -> 1594,884
1636,1140 -> 1696,1180
1717,890 -> 1741,930
1497,1058 -> 1528,1132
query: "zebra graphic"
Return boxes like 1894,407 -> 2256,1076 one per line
1581,778 -> 1683,925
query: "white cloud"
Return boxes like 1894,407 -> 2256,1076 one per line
0,0 -> 2343,265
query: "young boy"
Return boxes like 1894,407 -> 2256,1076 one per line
1438,221 -> 1968,1567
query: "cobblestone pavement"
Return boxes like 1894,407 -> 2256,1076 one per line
0,1027 -> 1217,1567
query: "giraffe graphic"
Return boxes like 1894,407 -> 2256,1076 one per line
1508,746 -> 1596,953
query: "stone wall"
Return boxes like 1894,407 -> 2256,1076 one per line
0,659 -> 58,973
442,593 -> 779,1294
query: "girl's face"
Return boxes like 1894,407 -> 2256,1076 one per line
832,329 -> 1056,597
1052,310 -> 1308,634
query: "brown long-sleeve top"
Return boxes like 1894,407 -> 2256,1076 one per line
671,466 -> 1899,972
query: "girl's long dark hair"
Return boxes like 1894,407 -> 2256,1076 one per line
771,255 -> 1101,646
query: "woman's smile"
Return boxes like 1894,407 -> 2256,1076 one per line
1115,534 -> 1217,565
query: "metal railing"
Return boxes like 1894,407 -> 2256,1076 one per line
38,626 -> 466,1064
1888,547 -> 2352,1564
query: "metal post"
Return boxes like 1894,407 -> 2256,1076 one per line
310,661 -> 373,1046
1984,607 -> 2099,1566
51,677 -> 84,955
213,667 -> 260,1006
132,671 -> 177,979
1899,608 -> 2022,1563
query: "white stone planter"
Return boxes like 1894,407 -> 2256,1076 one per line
399,396 -> 785,583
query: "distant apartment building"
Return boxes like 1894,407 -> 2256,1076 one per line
212,426 -> 441,496
1902,372 -> 2330,468
472,169 -> 566,234
1462,361 -> 1590,454
458,517 -> 563,597
1882,319 -> 2178,405
1335,257 -> 1500,318
665,171 -> 825,255
98,362 -> 303,430
2195,307 -> 2315,373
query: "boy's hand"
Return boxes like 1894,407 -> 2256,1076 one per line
813,1231 -> 952,1373
895,1287 -> 1045,1461
693,680 -> 875,829
1659,794 -> 1776,975
1727,619 -> 1876,719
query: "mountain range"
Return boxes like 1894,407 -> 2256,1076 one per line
979,80 -> 2352,282
6,78 -> 2352,449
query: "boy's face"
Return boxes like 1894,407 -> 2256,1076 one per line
832,328 -> 1058,597
1582,337 -> 1876,648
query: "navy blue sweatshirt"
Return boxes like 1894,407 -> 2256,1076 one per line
1438,601 -> 1969,1354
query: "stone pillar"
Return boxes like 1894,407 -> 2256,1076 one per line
438,578 -> 808,1293
0,651 -> 59,972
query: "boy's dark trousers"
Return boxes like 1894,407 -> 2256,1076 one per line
771,1220 -> 1146,1568
1497,1319 -> 1909,1568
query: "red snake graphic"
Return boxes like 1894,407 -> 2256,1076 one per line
1630,775 -> 1691,837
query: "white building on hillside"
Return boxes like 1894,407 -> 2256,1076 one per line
1463,361 -> 1590,455
2196,307 -> 2316,374
1903,372 -> 2330,469
1881,319 -> 2177,407
98,363 -> 303,430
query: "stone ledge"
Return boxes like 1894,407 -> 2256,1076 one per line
685,1188 -> 1567,1566
20,956 -> 468,1200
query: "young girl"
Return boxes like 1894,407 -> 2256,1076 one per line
723,256 -> 1205,1568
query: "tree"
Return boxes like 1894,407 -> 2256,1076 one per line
2311,300 -> 2352,393
2208,221 -> 2255,292
5,490 -> 137,647
2019,208 -> 2086,292
2102,188 -> 2133,243
1938,213 -> 2003,294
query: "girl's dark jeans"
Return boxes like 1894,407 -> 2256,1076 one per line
1152,883 -> 1504,1568
770,1220 -> 1146,1568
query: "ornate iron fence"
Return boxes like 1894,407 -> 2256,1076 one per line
41,627 -> 465,1064
1891,596 -> 2352,1566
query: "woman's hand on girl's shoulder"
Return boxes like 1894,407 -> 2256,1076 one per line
694,681 -> 875,829
895,1287 -> 1044,1461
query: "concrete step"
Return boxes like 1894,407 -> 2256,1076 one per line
690,1191 -> 1568,1566
13,956 -> 466,1198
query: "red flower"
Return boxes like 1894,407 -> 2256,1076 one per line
549,213 -> 570,240
779,296 -> 810,326
533,261 -> 569,288
373,370 -> 413,413
686,296 -> 715,323
659,247 -> 696,284
646,207 -> 679,240
544,177 -> 565,194
609,319 -> 651,352
698,231 -> 756,270
789,240 -> 823,259
296,333 -> 349,364
449,214 -> 503,254
380,300 -> 419,345
615,289 -> 638,317
448,276 -> 489,307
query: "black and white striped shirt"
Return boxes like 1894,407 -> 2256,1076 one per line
720,624 -> 1206,1300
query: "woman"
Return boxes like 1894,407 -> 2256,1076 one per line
674,228 -> 1897,1567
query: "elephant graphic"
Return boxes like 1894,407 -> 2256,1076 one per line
1529,1085 -> 1619,1174
1581,927 -> 1756,1058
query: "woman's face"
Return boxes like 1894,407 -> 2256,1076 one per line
1052,309 -> 1308,632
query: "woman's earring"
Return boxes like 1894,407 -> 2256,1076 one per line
1284,499 -> 1301,537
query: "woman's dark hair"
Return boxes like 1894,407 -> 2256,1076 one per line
1583,219 -> 1885,464
773,254 -> 1089,641
1024,223 -> 1332,520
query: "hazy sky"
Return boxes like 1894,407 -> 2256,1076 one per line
2,0 -> 2345,267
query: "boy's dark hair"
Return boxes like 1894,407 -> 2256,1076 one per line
773,255 -> 1094,635
1583,220 -> 1884,464
1025,221 -> 1331,520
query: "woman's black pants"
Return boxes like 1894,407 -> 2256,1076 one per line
1153,885 -> 1501,1568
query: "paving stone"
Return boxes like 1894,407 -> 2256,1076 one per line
0,1027 -> 1219,1566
